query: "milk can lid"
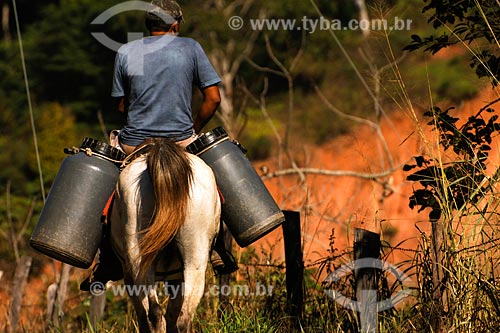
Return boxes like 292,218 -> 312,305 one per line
80,137 -> 126,161
186,127 -> 228,154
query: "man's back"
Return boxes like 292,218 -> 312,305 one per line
112,35 -> 221,147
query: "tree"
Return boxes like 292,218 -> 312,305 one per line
404,0 -> 500,85
28,103 -> 79,188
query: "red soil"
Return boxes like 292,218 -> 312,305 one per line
243,87 -> 500,272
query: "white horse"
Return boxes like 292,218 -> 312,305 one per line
109,138 -> 221,333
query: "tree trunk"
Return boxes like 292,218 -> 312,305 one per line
8,255 -> 32,333
355,0 -> 370,37
218,72 -> 236,137
2,3 -> 10,42
47,263 -> 72,329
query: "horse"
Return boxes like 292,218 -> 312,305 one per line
109,138 -> 221,333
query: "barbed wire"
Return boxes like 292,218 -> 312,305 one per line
382,244 -> 419,253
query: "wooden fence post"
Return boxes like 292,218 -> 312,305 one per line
89,293 -> 107,329
282,210 -> 303,325
354,228 -> 381,333
8,255 -> 32,333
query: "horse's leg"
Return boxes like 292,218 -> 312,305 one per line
172,199 -> 219,332
162,215 -> 216,333
164,279 -> 183,333
145,270 -> 166,333
123,274 -> 150,333
175,242 -> 210,333
121,236 -> 167,333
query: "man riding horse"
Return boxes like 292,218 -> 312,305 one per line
80,0 -> 238,291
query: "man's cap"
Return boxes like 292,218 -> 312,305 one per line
147,0 -> 183,23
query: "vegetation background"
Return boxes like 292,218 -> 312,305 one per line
0,0 -> 499,332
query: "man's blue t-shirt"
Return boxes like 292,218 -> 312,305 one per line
111,35 -> 221,147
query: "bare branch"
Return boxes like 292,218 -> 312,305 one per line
209,6 -> 265,137
16,197 -> 36,245
314,84 -> 395,170
261,167 -> 396,181
264,34 -> 290,77
241,78 -> 283,147
245,56 -> 287,77
314,84 -> 378,129
229,17 -> 262,77
97,110 -> 108,140
290,30 -> 306,73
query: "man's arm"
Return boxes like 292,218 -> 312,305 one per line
114,97 -> 125,113
193,85 -> 221,134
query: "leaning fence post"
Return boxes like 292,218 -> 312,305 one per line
282,210 -> 303,324
354,228 -> 381,333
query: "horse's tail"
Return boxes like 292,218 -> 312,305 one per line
138,138 -> 193,279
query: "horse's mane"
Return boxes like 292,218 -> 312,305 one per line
138,138 -> 193,279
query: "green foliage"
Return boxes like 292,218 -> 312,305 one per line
404,105 -> 500,220
403,100 -> 500,331
0,42 -> 27,112
0,102 -> 79,195
23,0 -> 134,121
404,0 -> 500,85
0,192 -> 40,261
409,57 -> 483,103
30,103 -> 80,187
239,107 -> 278,160
400,1 -> 500,331
408,214 -> 500,332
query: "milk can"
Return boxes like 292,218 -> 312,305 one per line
187,127 -> 284,247
30,138 -> 125,268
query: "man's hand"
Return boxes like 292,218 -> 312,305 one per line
194,85 -> 221,134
